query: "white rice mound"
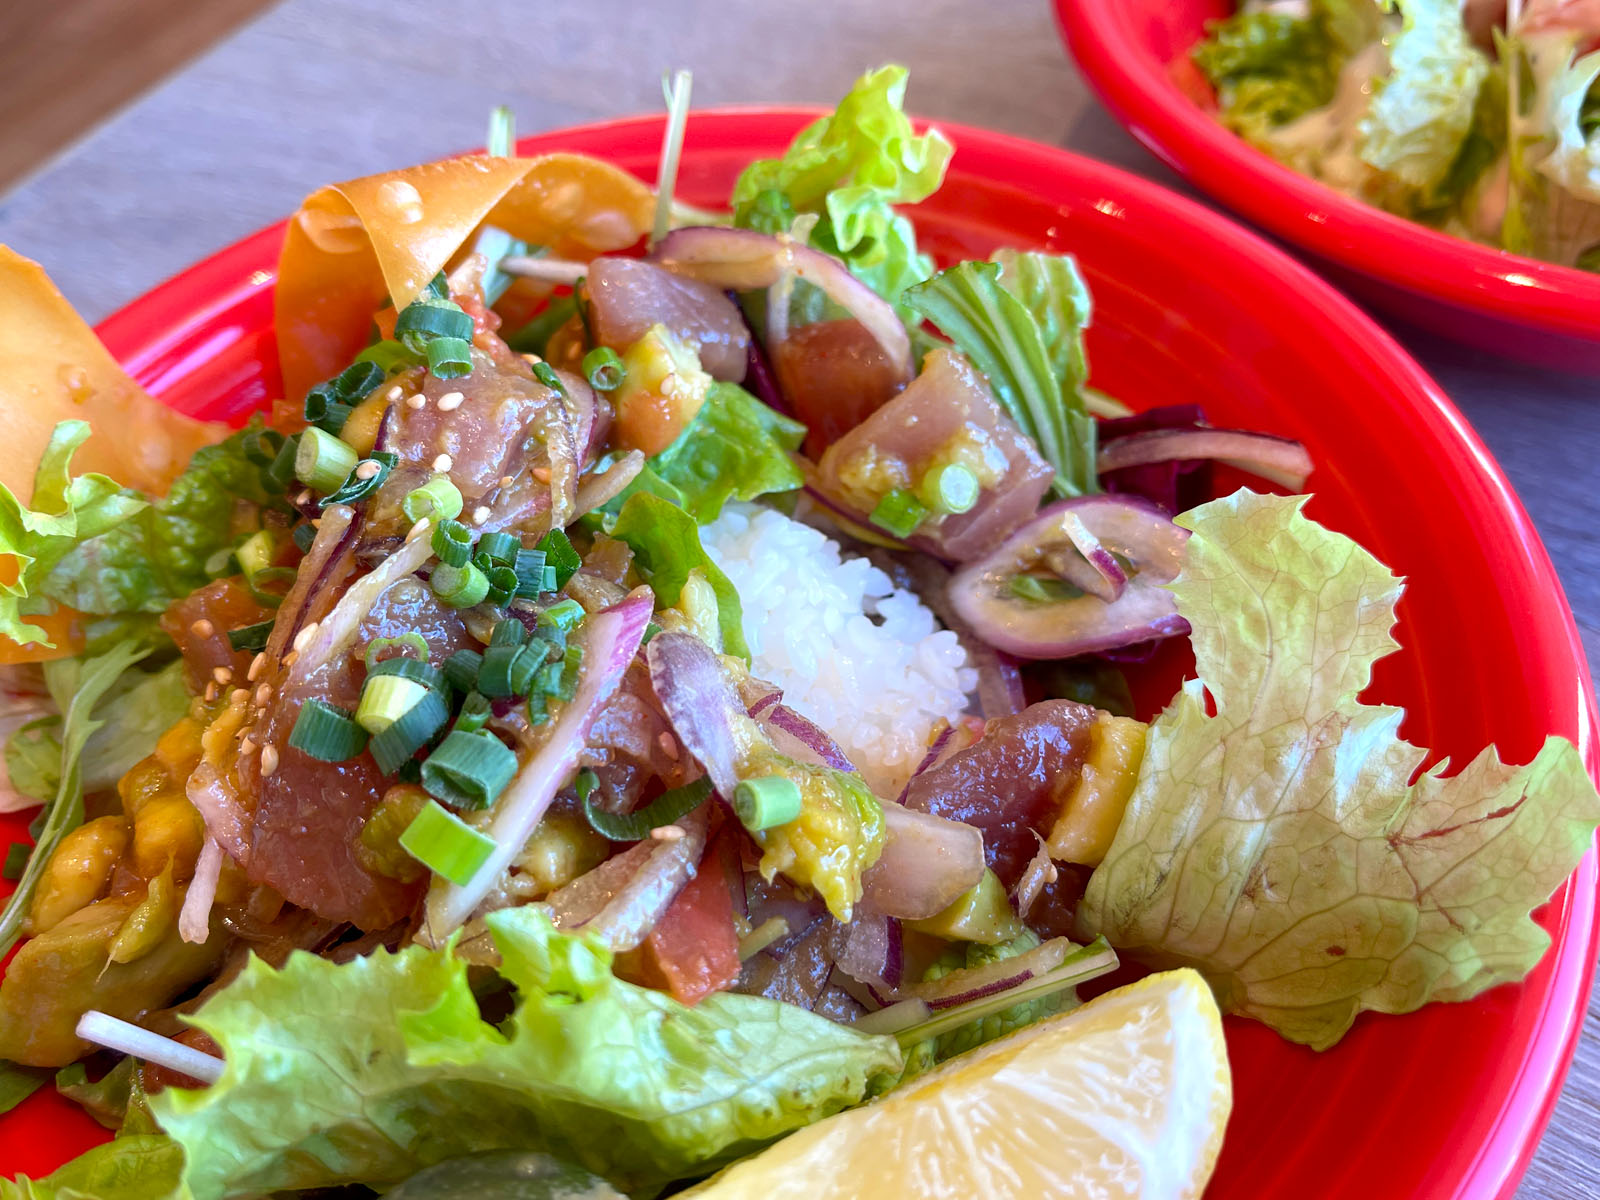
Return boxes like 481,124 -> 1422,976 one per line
701,502 -> 977,797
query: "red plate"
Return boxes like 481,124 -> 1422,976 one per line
1056,0 -> 1600,372
2,112 -> 1595,1198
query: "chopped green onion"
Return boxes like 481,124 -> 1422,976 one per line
295,427 -> 359,494
241,427 -> 285,466
530,361 -> 566,394
583,776 -> 712,842
265,434 -> 301,492
508,643 -> 545,695
353,339 -> 421,374
555,644 -> 583,701
1008,575 -> 1081,604
868,488 -> 928,539
369,688 -> 450,775
288,699 -> 369,762
335,360 -> 385,401
421,730 -> 520,811
432,519 -> 473,567
323,451 -> 398,505
443,649 -> 483,692
489,618 -> 529,647
581,346 -> 626,391
484,565 -> 518,606
403,476 -> 463,524
226,620 -> 274,653
513,548 -> 550,598
356,674 -> 427,734
364,632 -> 430,672
248,566 -> 297,609
395,299 -> 474,349
431,562 -> 490,609
574,769 -> 599,802
2,843 -> 29,882
918,463 -> 980,515
477,644 -> 523,698
368,655 -> 445,691
535,528 -> 580,588
426,336 -> 474,379
303,362 -> 384,433
732,775 -> 803,832
399,799 -> 496,886
423,271 -> 450,301
235,530 -> 276,580
487,104 -> 516,158
478,531 -> 520,567
642,621 -> 662,645
539,598 -> 585,634
292,522 -> 317,552
455,692 -> 492,733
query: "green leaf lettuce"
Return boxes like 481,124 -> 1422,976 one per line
147,907 -> 899,1198
644,383 -> 805,523
1077,491 -> 1600,1050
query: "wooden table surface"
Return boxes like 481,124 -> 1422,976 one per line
0,0 -> 1594,1194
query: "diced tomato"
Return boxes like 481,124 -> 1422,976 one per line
616,826 -> 741,1005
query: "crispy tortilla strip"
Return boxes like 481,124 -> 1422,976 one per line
276,153 -> 653,402
0,248 -> 225,502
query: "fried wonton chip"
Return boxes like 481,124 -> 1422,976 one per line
0,248 -> 225,502
275,153 -> 654,401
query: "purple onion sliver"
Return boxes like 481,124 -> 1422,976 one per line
896,724 -> 956,804
1096,427 -> 1312,491
747,690 -> 783,720
924,968 -> 1035,1010
767,705 -> 856,772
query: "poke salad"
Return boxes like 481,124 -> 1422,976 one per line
0,66 -> 1594,1199
1193,0 -> 1600,270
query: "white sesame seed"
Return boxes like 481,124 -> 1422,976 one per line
239,737 -> 257,756
229,688 -> 249,705
520,353 -> 543,365
386,385 -> 403,402
296,489 -> 313,506
247,652 -> 267,682
260,745 -> 280,777
189,618 -> 214,638
212,666 -> 233,686
203,682 -> 218,703
497,475 -> 514,489
354,460 -> 381,480
471,506 -> 490,525
531,466 -> 551,484
406,392 -> 427,410
1044,864 -> 1059,885
255,683 -> 272,707
657,732 -> 679,761
650,824 -> 686,841
432,453 -> 454,472
437,391 -> 465,412
407,517 -> 432,541
292,621 -> 319,653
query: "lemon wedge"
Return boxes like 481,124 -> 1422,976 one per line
684,968 -> 1231,1199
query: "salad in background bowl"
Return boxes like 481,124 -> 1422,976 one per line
1058,0 -> 1600,369
0,68 -> 1594,1199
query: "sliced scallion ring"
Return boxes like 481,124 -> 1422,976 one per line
426,336 -> 474,379
431,562 -> 490,609
732,775 -> 803,832
399,799 -> 496,886
364,633 -> 430,673
432,519 -> 473,567
582,776 -> 713,842
356,675 -> 428,735
443,649 -> 483,693
295,428 -> 359,494
403,476 -> 464,524
288,699 -> 369,762
581,346 -> 626,392
421,730 -> 520,811
369,688 -> 451,775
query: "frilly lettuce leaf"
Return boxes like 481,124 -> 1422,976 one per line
1078,492 -> 1600,1050
5,658 -> 188,806
1360,0 -> 1492,197
148,907 -> 899,1198
0,1136 -> 183,1200
44,419 -> 278,618
731,65 -> 952,311
0,422 -> 148,648
1524,44 -> 1600,265
646,383 -> 805,523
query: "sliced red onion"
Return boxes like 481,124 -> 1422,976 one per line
861,802 -> 987,920
1051,509 -> 1127,602
901,935 -> 1070,1008
895,724 -> 956,804
654,227 -> 913,382
765,704 -> 857,772
829,909 -> 902,990
1010,838 -> 1055,921
977,651 -> 1026,720
76,1012 -> 223,1087
742,330 -> 789,416
1097,427 -> 1313,492
646,630 -> 745,797
544,804 -> 709,951
178,838 -> 224,944
747,690 -> 782,720
186,762 -> 251,863
426,589 -> 655,938
948,494 -> 1191,659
